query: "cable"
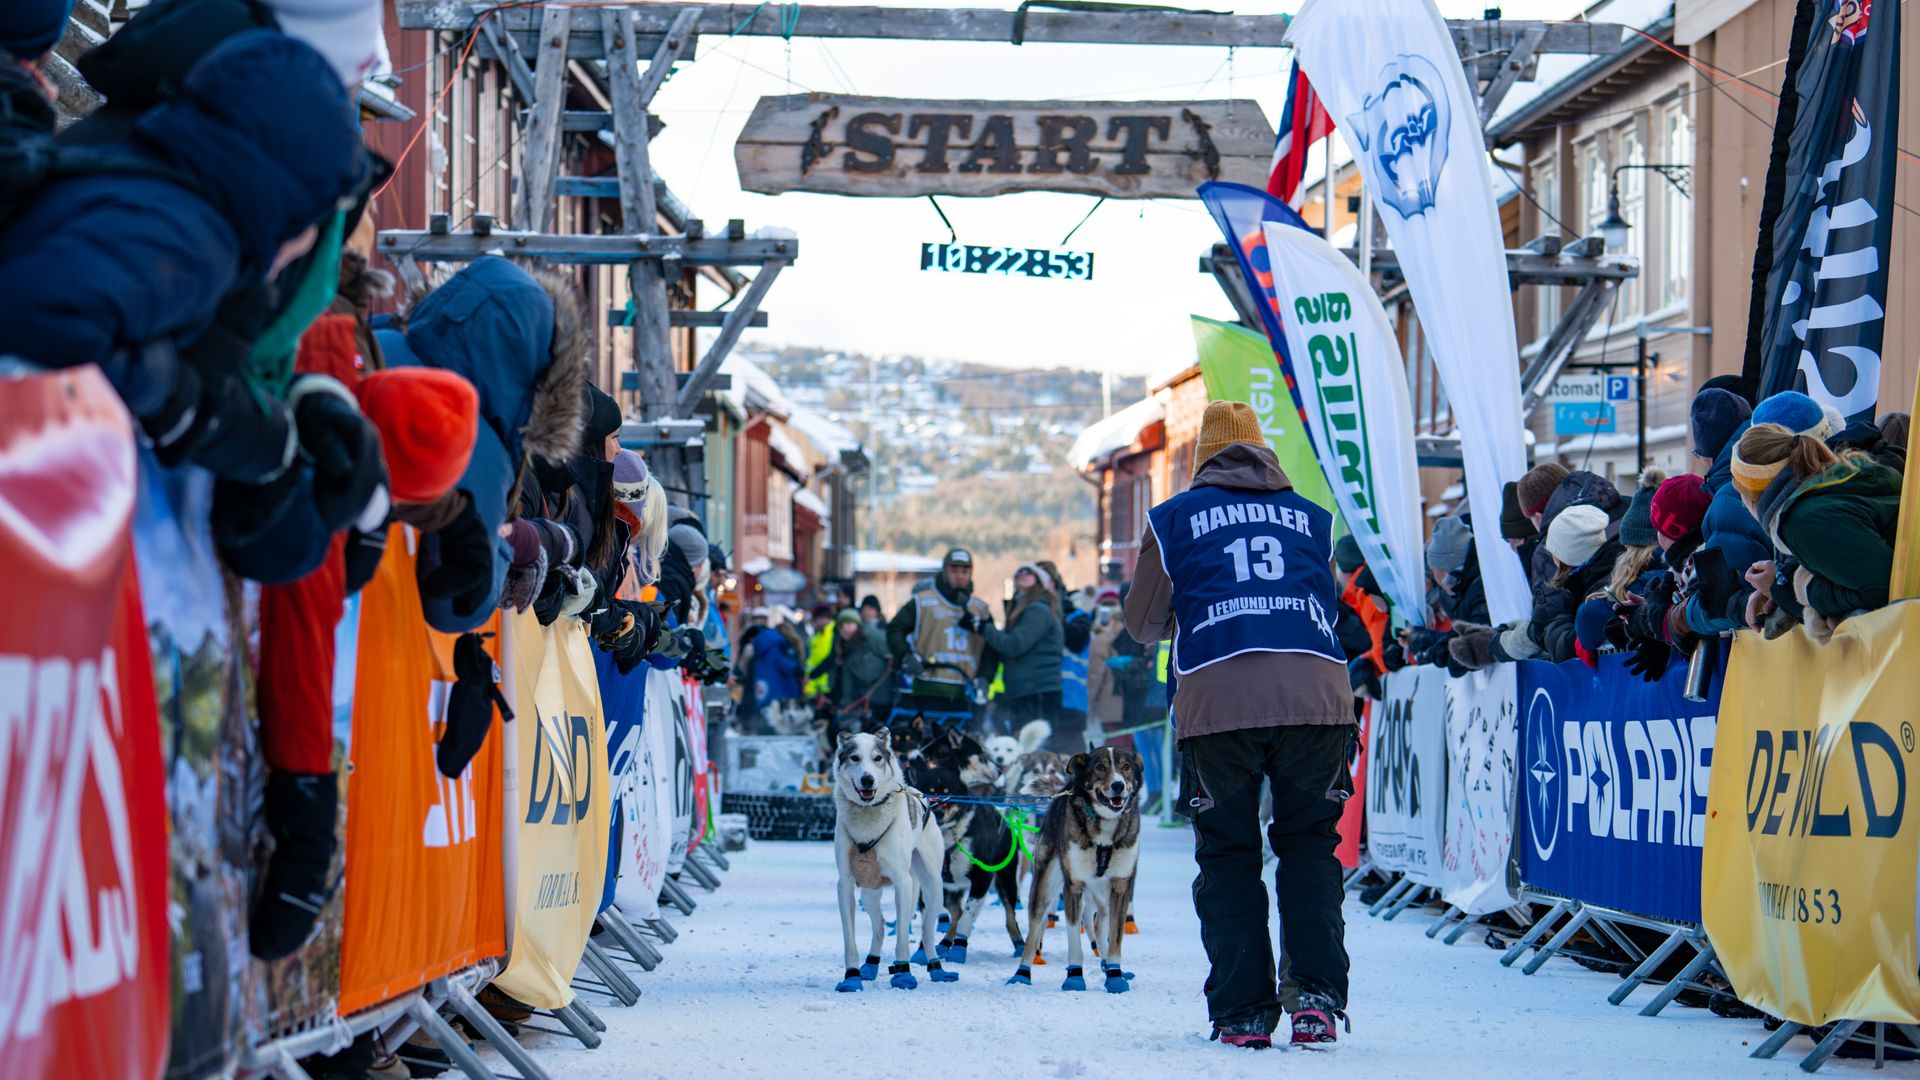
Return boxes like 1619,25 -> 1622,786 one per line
1579,288 -> 1622,473
1058,197 -> 1105,246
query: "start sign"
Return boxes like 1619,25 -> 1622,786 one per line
735,94 -> 1274,199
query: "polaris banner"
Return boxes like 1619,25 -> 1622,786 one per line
1516,655 -> 1718,924
1287,0 -> 1531,625
1261,217 -> 1427,625
1439,666 -> 1519,915
1366,667 -> 1447,882
1744,0 -> 1901,420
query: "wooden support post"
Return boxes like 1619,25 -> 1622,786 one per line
675,260 -> 786,415
479,15 -> 535,102
515,4 -> 572,232
1477,26 -> 1545,134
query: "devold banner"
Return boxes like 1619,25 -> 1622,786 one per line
1704,605 -> 1920,1025
0,369 -> 170,1080
735,95 -> 1274,198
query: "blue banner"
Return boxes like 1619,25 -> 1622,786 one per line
1196,181 -> 1313,419
1515,654 -> 1719,924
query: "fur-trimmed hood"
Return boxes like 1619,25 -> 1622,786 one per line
377,255 -> 587,466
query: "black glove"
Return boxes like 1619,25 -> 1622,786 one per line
251,770 -> 338,961
1622,638 -> 1674,682
900,652 -> 925,678
418,495 -> 494,616
1690,547 -> 1742,622
342,526 -> 386,594
957,610 -> 981,633
289,375 -> 387,531
438,632 -> 511,778
1382,640 -> 1406,672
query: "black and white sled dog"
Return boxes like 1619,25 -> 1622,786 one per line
891,713 -> 1000,788
1007,747 -> 1144,994
915,767 -> 1024,965
831,730 -> 955,992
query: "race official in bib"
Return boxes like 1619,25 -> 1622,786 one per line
1123,400 -> 1354,1049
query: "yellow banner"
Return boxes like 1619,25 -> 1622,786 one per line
494,611 -> 612,1009
1702,602 -> 1920,1025
1890,375 -> 1920,600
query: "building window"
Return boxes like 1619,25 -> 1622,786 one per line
1663,104 -> 1693,307
1582,140 -> 1610,240
1532,156 -> 1560,336
1618,124 -> 1644,319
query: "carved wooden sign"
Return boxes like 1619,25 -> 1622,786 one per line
734,94 -> 1274,199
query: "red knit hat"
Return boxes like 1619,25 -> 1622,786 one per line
1648,473 -> 1711,540
355,368 -> 479,504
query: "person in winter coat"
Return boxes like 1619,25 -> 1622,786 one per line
984,564 -> 1065,732
1734,423 -> 1903,642
1529,470 -> 1625,587
1529,505 -> 1622,664
1613,474 -> 1713,680
375,256 -> 587,632
1515,463 -> 1571,532
1681,388 -> 1766,635
811,608 -> 894,730
0,28 -> 368,482
1571,470 -> 1664,662
886,548 -> 994,717
738,618 -> 803,729
1404,514 -> 1487,671
1085,587 -> 1126,742
1123,401 -> 1351,1045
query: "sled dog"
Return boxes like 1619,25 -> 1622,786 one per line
831,730 -> 953,991
1009,747 -> 1144,994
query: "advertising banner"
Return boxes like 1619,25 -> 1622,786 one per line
132,455 -> 264,1078
684,674 -> 712,853
1516,655 -> 1716,924
496,613 -> 611,1009
1704,605 -> 1920,1025
339,527 -> 506,1014
1,369 -> 170,1080
667,676 -> 697,875
1260,218 -> 1427,623
1336,700 -> 1370,868
1366,667 -> 1447,882
1287,0 -> 1531,625
1190,313 -> 1336,515
1439,666 -> 1519,915
594,652 -> 666,921
1744,0 -> 1901,420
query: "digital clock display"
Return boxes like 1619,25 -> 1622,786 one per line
919,243 -> 1094,281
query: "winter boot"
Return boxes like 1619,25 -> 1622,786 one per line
1210,1018 -> 1274,1050
251,770 -> 339,961
1290,995 -> 1350,1047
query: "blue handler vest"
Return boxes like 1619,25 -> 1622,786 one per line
1145,483 -> 1345,676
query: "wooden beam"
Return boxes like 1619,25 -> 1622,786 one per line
676,261 -> 786,416
376,230 -> 797,266
634,6 -> 701,108
513,4 -> 571,232
610,309 -> 769,329
1477,25 -> 1544,132
478,15 -> 535,102
400,3 -> 1628,54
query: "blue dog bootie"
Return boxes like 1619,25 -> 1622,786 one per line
835,967 -> 864,993
859,954 -> 880,981
942,935 -> 970,965
1005,964 -> 1033,987
889,962 -> 919,990
1061,965 -> 1087,992
927,958 -> 959,983
910,946 -> 928,966
1102,960 -> 1136,982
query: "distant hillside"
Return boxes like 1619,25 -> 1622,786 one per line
748,345 -> 1144,593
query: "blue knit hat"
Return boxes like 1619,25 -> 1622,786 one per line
1751,391 -> 1832,438
1689,388 -> 1751,458
2,0 -> 73,58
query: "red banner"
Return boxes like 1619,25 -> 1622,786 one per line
1337,701 -> 1369,868
0,368 -> 171,1080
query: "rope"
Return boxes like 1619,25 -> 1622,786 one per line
949,803 -> 1042,872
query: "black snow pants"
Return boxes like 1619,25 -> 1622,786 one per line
1181,722 -> 1352,1033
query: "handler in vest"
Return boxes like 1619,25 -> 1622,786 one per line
886,547 -> 995,723
1123,400 -> 1354,1051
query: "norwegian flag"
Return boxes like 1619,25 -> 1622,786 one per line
1267,60 -> 1335,205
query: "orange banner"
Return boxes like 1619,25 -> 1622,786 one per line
339,527 -> 506,1014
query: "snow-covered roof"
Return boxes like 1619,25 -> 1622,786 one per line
720,353 -> 791,418
793,487 -> 830,519
1068,397 -> 1165,471
785,408 -> 862,459
853,550 -> 943,574
1535,423 -> 1687,458
766,422 -> 810,470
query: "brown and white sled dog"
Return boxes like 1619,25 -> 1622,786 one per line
831,730 -> 956,991
1007,747 -> 1143,993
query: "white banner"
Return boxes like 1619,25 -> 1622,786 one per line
1261,220 -> 1427,623
1287,0 -> 1531,625
1440,665 -> 1520,915
666,675 -> 696,875
1367,667 -> 1448,882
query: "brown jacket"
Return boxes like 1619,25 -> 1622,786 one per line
1123,443 -> 1352,740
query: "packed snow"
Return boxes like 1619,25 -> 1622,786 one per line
490,826 -> 1885,1079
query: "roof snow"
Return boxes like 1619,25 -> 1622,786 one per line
1068,397 -> 1165,471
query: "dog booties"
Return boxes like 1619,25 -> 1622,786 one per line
888,962 -> 918,990
835,968 -> 864,993
1061,965 -> 1087,992
1006,965 -> 1033,986
859,954 -> 880,981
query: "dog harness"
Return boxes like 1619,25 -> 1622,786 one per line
851,788 -> 924,854
1095,844 -> 1114,877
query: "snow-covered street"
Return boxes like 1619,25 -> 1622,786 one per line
499,826 -> 1887,1080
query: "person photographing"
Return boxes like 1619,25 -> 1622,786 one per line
1123,400 -> 1353,1050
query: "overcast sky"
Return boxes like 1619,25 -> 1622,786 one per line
650,0 -> 1582,377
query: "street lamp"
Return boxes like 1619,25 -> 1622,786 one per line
1598,163 -> 1692,252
